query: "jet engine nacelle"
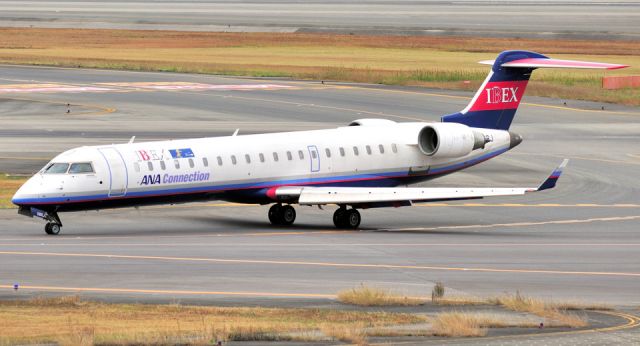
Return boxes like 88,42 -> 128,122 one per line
417,123 -> 487,158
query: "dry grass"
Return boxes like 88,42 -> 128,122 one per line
430,311 -> 562,337
0,28 -> 638,105
0,295 -> 425,345
431,312 -> 487,337
0,174 -> 27,208
489,292 -> 588,328
337,284 -> 426,306
322,324 -> 369,345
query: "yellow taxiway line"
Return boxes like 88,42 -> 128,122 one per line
0,284 -> 335,298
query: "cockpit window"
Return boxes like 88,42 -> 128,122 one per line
43,163 -> 69,174
69,162 -> 94,174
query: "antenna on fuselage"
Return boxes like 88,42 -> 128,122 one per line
232,129 -> 239,136
128,136 -> 135,144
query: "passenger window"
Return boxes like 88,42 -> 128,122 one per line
188,158 -> 194,168
298,150 -> 304,160
378,144 -> 385,154
273,152 -> 279,162
231,155 -> 237,165
174,160 -> 180,169
392,143 -> 398,153
217,156 -> 223,166
43,162 -> 69,174
287,151 -> 293,160
147,161 -> 154,171
325,148 -> 331,158
245,154 -> 251,164
259,153 -> 265,162
366,145 -> 372,155
203,157 -> 209,167
339,147 -> 345,157
69,162 -> 94,174
160,161 -> 166,170
353,146 -> 359,156
134,162 -> 140,172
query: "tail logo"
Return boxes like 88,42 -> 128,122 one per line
486,86 -> 519,104
468,80 -> 527,112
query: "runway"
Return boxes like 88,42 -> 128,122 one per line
0,65 -> 639,314
0,0 -> 639,40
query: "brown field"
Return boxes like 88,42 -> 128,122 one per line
489,292 -> 588,328
337,284 -> 425,306
0,292 -> 607,345
0,174 -> 26,208
0,296 -> 425,345
0,28 -> 638,105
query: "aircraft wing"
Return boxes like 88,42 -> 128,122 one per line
274,159 -> 568,206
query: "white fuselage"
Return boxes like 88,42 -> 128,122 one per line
12,121 -> 513,212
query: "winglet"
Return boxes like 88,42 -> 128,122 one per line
537,159 -> 569,191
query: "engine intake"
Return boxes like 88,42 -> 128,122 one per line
418,123 -> 487,158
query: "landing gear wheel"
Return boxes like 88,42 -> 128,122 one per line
333,208 -> 346,228
333,208 -> 360,229
268,204 -> 283,225
45,223 -> 61,235
280,205 -> 296,226
345,209 -> 361,229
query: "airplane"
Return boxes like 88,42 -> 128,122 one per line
11,50 -> 627,235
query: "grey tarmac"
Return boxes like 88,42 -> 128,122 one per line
0,65 -> 639,344
0,1 -> 639,40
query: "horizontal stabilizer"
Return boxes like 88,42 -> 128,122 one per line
479,58 -> 628,70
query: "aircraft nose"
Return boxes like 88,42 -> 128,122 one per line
11,183 -> 27,206
11,176 -> 39,206
509,131 -> 523,149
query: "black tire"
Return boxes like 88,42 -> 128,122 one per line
345,209 -> 361,229
268,204 -> 283,225
333,208 -> 346,228
45,223 -> 61,235
281,205 -> 296,226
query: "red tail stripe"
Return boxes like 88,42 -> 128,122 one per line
468,80 -> 528,112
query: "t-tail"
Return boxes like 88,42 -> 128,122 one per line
441,50 -> 628,130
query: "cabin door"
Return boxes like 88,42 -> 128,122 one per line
307,145 -> 320,172
98,147 -> 128,197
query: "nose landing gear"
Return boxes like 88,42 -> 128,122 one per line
21,208 -> 63,235
45,222 -> 61,235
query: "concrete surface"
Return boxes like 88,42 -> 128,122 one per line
0,65 -> 639,344
0,1 -> 639,40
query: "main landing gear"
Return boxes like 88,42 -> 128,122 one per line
333,206 -> 361,229
268,204 -> 297,226
268,204 -> 361,229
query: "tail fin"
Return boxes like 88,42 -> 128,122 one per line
442,50 -> 628,130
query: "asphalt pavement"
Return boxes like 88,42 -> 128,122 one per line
0,65 -> 639,344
